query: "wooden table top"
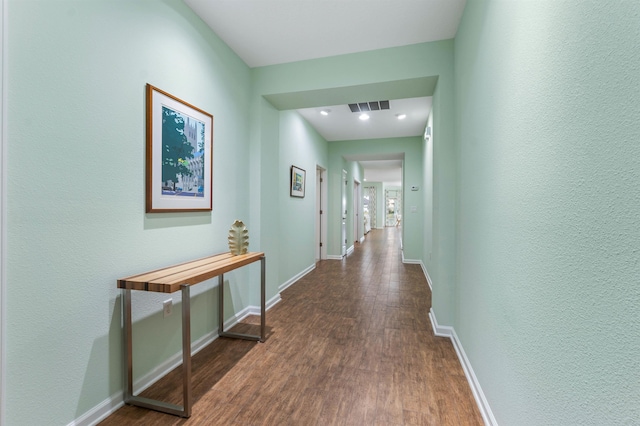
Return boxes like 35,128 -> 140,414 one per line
117,252 -> 265,293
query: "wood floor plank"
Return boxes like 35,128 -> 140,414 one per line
100,228 -> 483,426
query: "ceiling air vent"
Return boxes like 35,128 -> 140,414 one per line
348,100 -> 390,112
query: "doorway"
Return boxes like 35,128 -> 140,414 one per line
353,180 -> 360,244
385,189 -> 402,227
315,166 -> 327,262
341,170 -> 347,257
363,186 -> 376,232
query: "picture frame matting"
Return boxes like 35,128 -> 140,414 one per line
146,84 -> 213,213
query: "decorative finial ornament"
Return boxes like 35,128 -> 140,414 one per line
228,220 -> 249,255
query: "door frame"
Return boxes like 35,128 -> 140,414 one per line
315,166 -> 327,261
353,179 -> 361,244
341,170 -> 347,257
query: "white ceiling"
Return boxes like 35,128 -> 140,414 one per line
297,97 -> 432,142
184,0 -> 466,183
184,0 -> 467,68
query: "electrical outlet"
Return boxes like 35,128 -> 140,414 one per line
163,299 -> 172,317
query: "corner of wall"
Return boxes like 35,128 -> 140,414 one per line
428,309 -> 497,426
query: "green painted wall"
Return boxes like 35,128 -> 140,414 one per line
251,96 -> 281,305
278,111 -> 328,286
454,0 -> 640,424
6,1 -> 253,424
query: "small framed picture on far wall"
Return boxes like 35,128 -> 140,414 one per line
290,165 -> 306,198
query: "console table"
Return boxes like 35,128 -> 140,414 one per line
117,251 -> 266,418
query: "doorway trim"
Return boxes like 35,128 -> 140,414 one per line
341,170 -> 347,257
315,166 -> 327,261
353,179 -> 361,244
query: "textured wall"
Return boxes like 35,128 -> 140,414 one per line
454,0 -> 640,424
6,1 -> 252,424
278,111 -> 328,286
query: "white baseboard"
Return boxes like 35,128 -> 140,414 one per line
265,293 -> 282,311
70,293 -> 283,426
429,309 -> 497,426
326,255 -> 344,260
359,236 -> 365,243
421,262 -> 433,292
346,245 -> 354,256
279,263 -> 315,292
134,331 -> 216,394
68,328 -> 219,426
66,391 -> 124,426
225,292 -> 282,327
401,255 -> 421,265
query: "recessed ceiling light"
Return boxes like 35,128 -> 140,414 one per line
359,113 -> 370,121
320,109 -> 331,116
396,113 -> 407,120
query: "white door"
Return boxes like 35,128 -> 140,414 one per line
315,167 -> 326,261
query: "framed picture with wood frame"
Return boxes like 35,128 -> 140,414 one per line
146,84 -> 213,213
290,165 -> 306,198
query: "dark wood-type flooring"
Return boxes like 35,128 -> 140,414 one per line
100,228 -> 484,425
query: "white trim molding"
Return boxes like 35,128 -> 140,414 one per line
346,245 -> 354,256
278,263 -> 315,292
401,254 -> 421,265
429,308 -> 498,426
66,391 -> 123,426
263,293 -> 281,312
326,254 -> 344,260
421,262 -> 433,291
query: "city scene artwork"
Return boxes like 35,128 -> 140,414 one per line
161,106 -> 205,197
146,84 -> 213,213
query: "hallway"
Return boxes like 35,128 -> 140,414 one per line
101,228 -> 483,425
